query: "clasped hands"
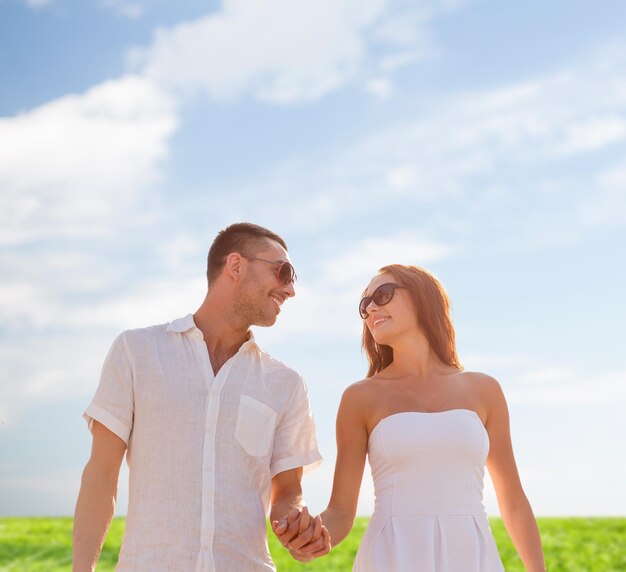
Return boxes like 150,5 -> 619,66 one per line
271,506 -> 331,562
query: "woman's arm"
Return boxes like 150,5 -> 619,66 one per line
319,384 -> 369,545
484,376 -> 546,572
284,383 -> 370,556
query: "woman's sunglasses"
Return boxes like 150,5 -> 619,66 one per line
246,256 -> 297,285
359,283 -> 404,319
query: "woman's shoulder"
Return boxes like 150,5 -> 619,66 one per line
458,370 -> 500,385
340,376 -> 382,407
458,370 -> 507,409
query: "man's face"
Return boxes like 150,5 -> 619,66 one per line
237,240 -> 296,327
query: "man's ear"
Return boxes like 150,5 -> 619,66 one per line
224,252 -> 245,282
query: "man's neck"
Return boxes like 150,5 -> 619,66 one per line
193,295 -> 251,375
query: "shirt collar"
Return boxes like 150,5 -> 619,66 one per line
167,314 -> 258,352
166,313 -> 197,333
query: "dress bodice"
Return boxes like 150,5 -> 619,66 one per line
367,409 -> 489,516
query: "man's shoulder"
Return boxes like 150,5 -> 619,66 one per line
255,346 -> 302,381
115,320 -> 176,347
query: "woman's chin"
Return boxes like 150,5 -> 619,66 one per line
372,330 -> 393,346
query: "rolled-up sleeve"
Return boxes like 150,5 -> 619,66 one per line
270,375 -> 322,478
83,331 -> 134,445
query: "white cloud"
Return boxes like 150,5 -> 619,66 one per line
103,0 -> 145,19
1,0 -> 475,257
157,233 -> 208,273
460,355 -> 626,409
365,77 -> 393,98
22,0 -> 52,9
80,277 -> 206,330
0,272 -> 205,333
134,0 -> 470,103
578,161 -> 626,228
598,163 -> 626,188
0,75 -> 177,245
507,368 -> 626,407
136,0 -> 373,102
517,366 -> 574,386
320,233 -> 452,286
0,335 -> 107,425
386,165 -> 415,191
240,41 -> 626,245
557,115 -> 626,155
462,352 -> 535,371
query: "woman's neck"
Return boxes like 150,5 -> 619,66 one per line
383,331 -> 446,380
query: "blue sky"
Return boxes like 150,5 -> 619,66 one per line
1,0 -> 625,517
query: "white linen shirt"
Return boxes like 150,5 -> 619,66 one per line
84,314 -> 322,571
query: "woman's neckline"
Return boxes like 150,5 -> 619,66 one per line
369,408 -> 485,439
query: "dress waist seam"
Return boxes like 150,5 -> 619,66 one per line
375,500 -> 487,516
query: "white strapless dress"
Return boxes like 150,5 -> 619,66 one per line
353,409 -> 504,571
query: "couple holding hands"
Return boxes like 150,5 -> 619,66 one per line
72,222 -> 545,571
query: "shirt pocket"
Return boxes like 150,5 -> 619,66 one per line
235,395 -> 277,457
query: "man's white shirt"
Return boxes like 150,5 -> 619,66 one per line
84,314 -> 322,571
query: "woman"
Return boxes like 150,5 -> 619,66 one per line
277,264 -> 545,571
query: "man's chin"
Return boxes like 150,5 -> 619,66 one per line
253,314 -> 278,328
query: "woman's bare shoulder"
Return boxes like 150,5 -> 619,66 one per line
341,376 -> 382,408
459,371 -> 508,413
343,376 -> 378,394
459,370 -> 501,389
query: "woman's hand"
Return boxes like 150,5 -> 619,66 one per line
271,507 -> 331,561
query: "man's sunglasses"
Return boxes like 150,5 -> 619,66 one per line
359,283 -> 404,319
246,256 -> 297,285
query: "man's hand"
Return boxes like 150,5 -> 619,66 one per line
271,506 -> 331,561
272,506 -> 315,551
288,525 -> 331,561
272,506 -> 309,546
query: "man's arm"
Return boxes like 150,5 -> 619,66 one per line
72,420 -> 126,572
270,468 -> 330,561
269,466 -> 304,524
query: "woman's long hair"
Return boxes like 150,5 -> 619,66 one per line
361,264 -> 463,377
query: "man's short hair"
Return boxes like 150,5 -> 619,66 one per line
207,222 -> 288,285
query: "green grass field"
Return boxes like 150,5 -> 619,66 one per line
0,517 -> 624,571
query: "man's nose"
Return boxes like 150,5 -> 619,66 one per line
283,281 -> 296,298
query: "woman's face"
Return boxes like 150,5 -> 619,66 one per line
362,272 -> 418,345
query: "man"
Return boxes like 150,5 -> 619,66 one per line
73,222 -> 327,571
